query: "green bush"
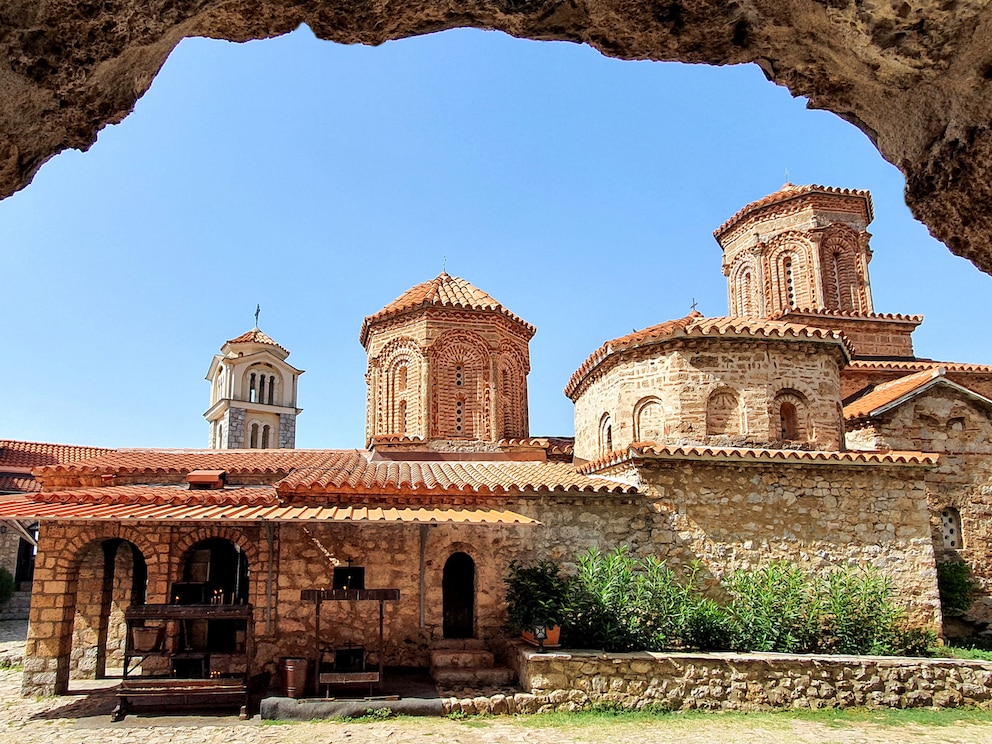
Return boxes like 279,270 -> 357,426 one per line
0,568 -> 14,605
504,559 -> 573,632
505,551 -> 936,658
936,559 -> 977,617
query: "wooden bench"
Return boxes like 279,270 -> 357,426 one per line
112,678 -> 248,721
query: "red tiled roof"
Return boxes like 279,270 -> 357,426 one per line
0,488 -> 538,524
34,449 -> 342,478
224,328 -> 289,354
713,183 -> 873,241
360,273 -> 536,346
279,453 -> 636,496
565,314 -> 853,399
772,308 -> 923,325
0,440 -> 112,470
0,475 -> 39,493
579,442 -> 939,473
847,359 -> 992,374
844,368 -> 992,422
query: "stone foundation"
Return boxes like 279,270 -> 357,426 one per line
504,643 -> 992,712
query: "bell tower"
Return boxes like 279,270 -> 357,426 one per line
204,327 -> 304,449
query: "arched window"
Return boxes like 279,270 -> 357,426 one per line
780,402 -> 799,440
706,389 -> 741,436
249,373 -> 257,403
249,423 -> 259,449
634,397 -> 666,442
941,508 -> 963,549
267,375 -> 276,405
259,374 -> 266,404
599,413 -> 613,456
397,366 -> 408,392
261,424 -> 270,449
783,257 -> 796,308
455,399 -> 466,436
398,400 -> 407,435
774,390 -> 809,442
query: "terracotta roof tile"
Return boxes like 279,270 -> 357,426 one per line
579,443 -> 939,472
848,359 -> 992,374
31,485 -> 278,506
34,449 -> 348,478
772,308 -> 923,325
278,456 -> 635,497
0,475 -> 39,493
565,314 -> 853,399
360,273 -> 536,346
224,327 -> 289,354
0,440 -> 112,470
843,368 -> 992,422
713,183 -> 873,241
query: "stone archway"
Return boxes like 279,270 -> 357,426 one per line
2,4 -> 992,274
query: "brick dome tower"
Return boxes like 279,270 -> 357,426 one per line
360,273 -> 535,446
714,184 -> 875,318
713,184 -> 922,359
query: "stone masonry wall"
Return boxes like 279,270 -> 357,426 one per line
849,386 -> 992,626
225,408 -> 246,449
506,644 -> 992,713
22,457 -> 938,694
573,337 -> 845,460
278,412 -> 296,448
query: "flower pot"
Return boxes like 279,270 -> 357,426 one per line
521,624 -> 561,648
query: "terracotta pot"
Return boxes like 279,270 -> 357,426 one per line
521,624 -> 561,648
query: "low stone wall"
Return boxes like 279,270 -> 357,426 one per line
507,642 -> 992,712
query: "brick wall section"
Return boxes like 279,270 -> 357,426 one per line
505,645 -> 992,712
572,337 -> 845,461
848,386 -> 992,625
364,309 -> 531,443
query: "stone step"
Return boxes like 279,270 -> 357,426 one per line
431,638 -> 487,651
0,591 -> 31,621
430,649 -> 495,671
432,666 -> 518,687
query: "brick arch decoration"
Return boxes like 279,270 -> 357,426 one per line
170,524 -> 268,604
772,387 -> 812,442
819,224 -> 868,313
705,386 -> 742,436
728,252 -> 760,318
430,330 -> 492,439
496,347 -> 527,439
763,232 -> 816,313
379,338 -> 425,437
633,395 -> 667,442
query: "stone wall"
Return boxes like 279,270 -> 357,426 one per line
506,644 -> 992,712
278,412 -> 296,448
572,337 -> 846,461
848,385 -> 992,627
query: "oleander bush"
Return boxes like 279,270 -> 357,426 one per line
505,549 -> 935,657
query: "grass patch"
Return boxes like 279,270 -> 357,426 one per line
940,646 -> 992,662
511,705 -> 992,730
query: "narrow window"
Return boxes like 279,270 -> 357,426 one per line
259,374 -> 266,403
455,399 -> 464,434
784,259 -> 795,307
397,366 -> 408,392
455,365 -> 463,387
780,402 -> 799,440
250,423 -> 259,449
249,373 -> 257,403
941,508 -> 963,549
268,375 -> 275,405
398,400 -> 407,435
261,424 -> 270,449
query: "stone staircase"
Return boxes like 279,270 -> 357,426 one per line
429,639 -> 517,689
0,590 -> 31,621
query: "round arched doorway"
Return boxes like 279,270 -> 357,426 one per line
442,552 -> 475,639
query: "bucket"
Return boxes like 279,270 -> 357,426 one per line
283,657 -> 309,699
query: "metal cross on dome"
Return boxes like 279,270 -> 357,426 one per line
255,304 -> 260,327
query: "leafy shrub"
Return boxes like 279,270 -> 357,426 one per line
936,559 -> 977,617
724,561 -> 820,653
505,559 -> 573,632
818,566 -> 903,655
0,569 -> 14,605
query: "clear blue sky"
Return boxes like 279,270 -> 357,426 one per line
3,27 -> 991,449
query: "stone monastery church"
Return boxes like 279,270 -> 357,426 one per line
4,183 -> 992,697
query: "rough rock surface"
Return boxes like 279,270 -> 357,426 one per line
2,0 -> 992,273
